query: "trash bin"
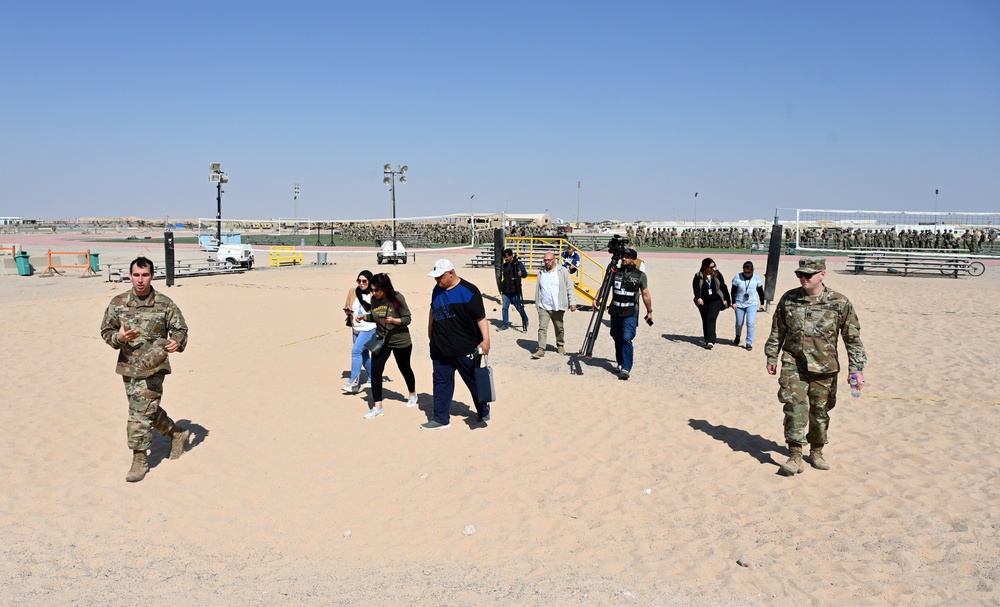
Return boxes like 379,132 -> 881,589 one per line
14,252 -> 32,276
316,252 -> 328,265
786,244 -> 797,255
89,252 -> 100,273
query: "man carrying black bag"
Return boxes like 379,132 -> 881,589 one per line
426,259 -> 491,430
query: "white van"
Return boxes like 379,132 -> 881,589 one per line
217,244 -> 255,269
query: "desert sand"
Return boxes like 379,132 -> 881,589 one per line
1,235 -> 998,606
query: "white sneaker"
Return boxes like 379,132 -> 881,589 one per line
341,383 -> 359,394
406,395 -> 419,408
363,408 -> 384,419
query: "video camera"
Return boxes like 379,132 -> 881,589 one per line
607,234 -> 630,258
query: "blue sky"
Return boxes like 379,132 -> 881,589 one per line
1,1 -> 997,223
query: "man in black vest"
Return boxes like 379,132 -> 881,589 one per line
607,248 -> 652,380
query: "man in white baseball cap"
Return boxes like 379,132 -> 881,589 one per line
425,258 -> 491,429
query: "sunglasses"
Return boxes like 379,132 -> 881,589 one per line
794,271 -> 818,279
357,279 -> 368,284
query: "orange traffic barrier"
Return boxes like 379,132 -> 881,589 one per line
38,249 -> 99,278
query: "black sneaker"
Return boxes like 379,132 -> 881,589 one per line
522,320 -> 529,332
734,336 -> 740,346
619,369 -> 630,380
746,344 -> 753,351
421,420 -> 450,430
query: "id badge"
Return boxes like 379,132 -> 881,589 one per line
614,280 -> 622,289
708,287 -> 713,295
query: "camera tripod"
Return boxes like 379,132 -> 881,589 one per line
578,254 -> 621,357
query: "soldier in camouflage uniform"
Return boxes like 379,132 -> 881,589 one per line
100,256 -> 190,482
764,257 -> 866,476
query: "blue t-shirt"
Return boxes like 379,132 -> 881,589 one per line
430,278 -> 486,357
731,273 -> 764,308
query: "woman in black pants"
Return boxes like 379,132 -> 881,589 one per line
692,257 -> 731,349
356,273 -> 418,419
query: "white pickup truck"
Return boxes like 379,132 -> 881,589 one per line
216,244 -> 255,269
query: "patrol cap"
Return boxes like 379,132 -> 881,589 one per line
428,259 -> 455,278
797,257 -> 826,274
622,248 -> 638,259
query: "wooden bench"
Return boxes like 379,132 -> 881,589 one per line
847,252 -> 985,278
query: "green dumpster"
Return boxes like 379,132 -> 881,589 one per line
89,252 -> 100,273
14,252 -> 32,276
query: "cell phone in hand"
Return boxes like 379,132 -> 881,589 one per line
645,317 -> 654,326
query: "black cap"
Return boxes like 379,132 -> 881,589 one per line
623,248 -> 638,259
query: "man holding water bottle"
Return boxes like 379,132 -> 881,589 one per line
764,257 -> 867,476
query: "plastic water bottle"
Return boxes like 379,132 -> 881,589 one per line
849,374 -> 862,398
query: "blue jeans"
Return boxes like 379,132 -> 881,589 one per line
350,329 -> 374,386
734,305 -> 758,345
501,293 -> 528,327
431,353 -> 488,425
609,313 -> 638,372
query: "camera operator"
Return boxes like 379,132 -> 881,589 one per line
608,247 -> 652,380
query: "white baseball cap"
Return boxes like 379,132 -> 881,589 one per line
428,259 -> 455,278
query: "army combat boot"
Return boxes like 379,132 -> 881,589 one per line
779,444 -> 804,476
125,450 -> 148,483
169,426 -> 190,460
809,444 -> 830,470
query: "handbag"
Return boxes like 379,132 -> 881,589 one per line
474,354 -> 496,403
364,332 -> 385,357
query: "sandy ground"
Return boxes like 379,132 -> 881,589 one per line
1,236 -> 998,606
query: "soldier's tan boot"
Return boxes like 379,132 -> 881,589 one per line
169,426 -> 189,460
779,444 -> 804,476
809,444 -> 830,470
125,450 -> 148,483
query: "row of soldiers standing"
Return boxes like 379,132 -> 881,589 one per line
793,226 -> 998,253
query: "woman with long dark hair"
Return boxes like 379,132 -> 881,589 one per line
355,273 -> 418,419
342,270 -> 375,394
692,257 -> 731,349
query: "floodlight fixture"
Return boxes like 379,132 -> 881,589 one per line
382,163 -> 409,256
208,162 -> 228,244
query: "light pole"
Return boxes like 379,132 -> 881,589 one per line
694,192 -> 698,227
294,183 -> 300,223
935,188 -> 939,213
576,181 -> 581,227
382,164 -> 408,254
209,163 -> 229,246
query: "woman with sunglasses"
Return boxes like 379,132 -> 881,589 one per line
692,257 -> 731,349
731,261 -> 766,351
355,273 -> 418,419
342,270 -> 376,394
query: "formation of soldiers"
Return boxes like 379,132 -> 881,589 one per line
625,226 -> 772,249
792,226 -> 999,254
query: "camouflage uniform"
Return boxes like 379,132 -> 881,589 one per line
764,260 -> 866,447
100,288 -> 188,451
